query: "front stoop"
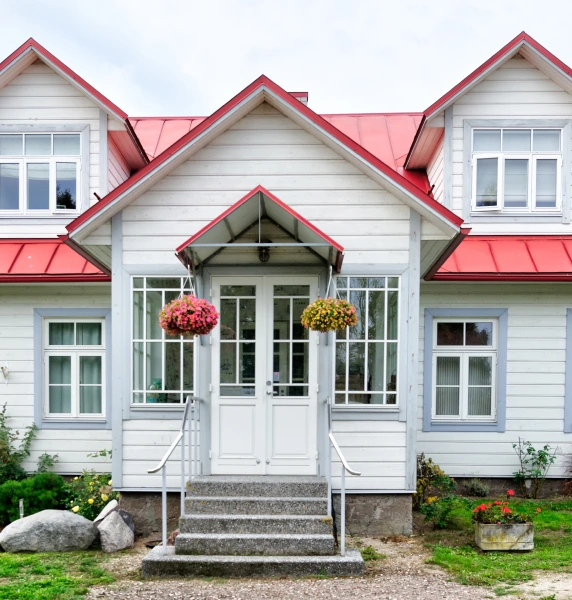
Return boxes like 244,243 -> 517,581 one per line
141,475 -> 364,578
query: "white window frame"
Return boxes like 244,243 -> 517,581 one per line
431,318 -> 498,422
131,276 -> 197,406
333,275 -> 400,407
471,128 -> 562,214
43,318 -> 105,420
0,133 -> 81,215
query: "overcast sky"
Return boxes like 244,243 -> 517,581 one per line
1,0 -> 572,117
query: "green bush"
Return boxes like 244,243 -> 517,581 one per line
0,472 -> 67,525
0,404 -> 37,484
513,438 -> 558,499
420,494 -> 470,529
465,478 -> 490,497
66,469 -> 118,520
414,453 -> 456,510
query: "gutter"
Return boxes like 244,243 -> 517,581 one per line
423,226 -> 471,280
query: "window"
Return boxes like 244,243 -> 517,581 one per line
132,277 -> 195,405
432,319 -> 497,421
334,276 -> 399,406
0,133 -> 81,213
44,319 -> 105,418
472,128 -> 561,213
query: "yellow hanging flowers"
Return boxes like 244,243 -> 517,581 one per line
301,297 -> 358,333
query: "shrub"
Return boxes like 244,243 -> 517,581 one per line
0,404 -> 37,484
420,495 -> 469,529
66,469 -> 118,520
359,545 -> 385,561
465,478 -> 490,498
513,437 -> 558,499
0,472 -> 67,525
414,453 -> 456,510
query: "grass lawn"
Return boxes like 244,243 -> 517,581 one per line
422,498 -> 572,590
0,551 -> 114,599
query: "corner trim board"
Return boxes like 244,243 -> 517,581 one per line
565,308 -> 572,433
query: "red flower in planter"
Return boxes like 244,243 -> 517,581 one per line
507,489 -> 515,497
501,507 -> 512,514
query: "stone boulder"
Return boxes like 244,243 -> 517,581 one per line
116,508 -> 135,533
0,510 -> 97,553
94,499 -> 119,525
97,510 -> 134,553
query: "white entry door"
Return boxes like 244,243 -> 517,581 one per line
211,276 -> 318,475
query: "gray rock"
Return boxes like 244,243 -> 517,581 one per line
97,510 -> 134,552
0,510 -> 97,553
94,499 -> 119,524
116,508 -> 135,533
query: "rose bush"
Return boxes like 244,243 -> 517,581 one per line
300,297 -> 358,332
159,295 -> 219,337
67,470 -> 118,520
471,490 -> 538,525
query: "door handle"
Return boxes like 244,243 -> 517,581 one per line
266,390 -> 273,395
256,458 -> 261,464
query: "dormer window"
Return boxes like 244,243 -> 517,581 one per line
472,128 -> 561,213
0,133 -> 81,213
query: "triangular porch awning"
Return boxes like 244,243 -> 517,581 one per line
175,186 -> 344,271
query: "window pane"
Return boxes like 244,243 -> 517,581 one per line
49,323 -> 74,345
335,343 -> 346,391
220,285 -> 256,296
388,277 -> 399,288
503,129 -> 531,151
475,158 -> 498,207
349,277 -> 368,288
80,386 -> 102,414
535,159 -> 558,208
437,322 -> 463,345
504,159 -> 528,207
133,342 -> 143,390
146,291 -> 163,339
55,162 -> 77,210
0,164 -> 19,210
435,388 -> 460,416
53,134 -> 80,155
533,129 -> 560,152
133,277 -> 144,289
25,135 -> 51,155
27,163 -> 49,209
76,323 -> 102,345
147,278 -> 181,289
468,356 -> 492,385
80,356 -> 101,384
366,277 -> 385,288
165,343 -> 181,390
436,356 -> 460,385
387,291 -> 398,340
0,135 -> 22,155
386,342 -> 398,393
49,386 -> 71,413
146,342 -> 162,390
335,393 -> 346,404
367,342 -> 384,392
473,129 -> 501,151
183,342 -> 194,390
133,291 -> 144,339
465,322 -> 493,346
49,355 -> 71,384
349,290 -> 365,339
336,277 -> 348,289
468,388 -> 492,416
347,342 -> 365,390
367,290 -> 385,340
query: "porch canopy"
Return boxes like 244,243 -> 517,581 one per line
176,185 -> 344,271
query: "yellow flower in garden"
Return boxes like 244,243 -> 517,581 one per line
108,480 -> 112,486
89,481 -> 93,485
74,477 -> 78,481
101,494 -> 109,502
88,498 -> 94,504
72,506 -> 80,513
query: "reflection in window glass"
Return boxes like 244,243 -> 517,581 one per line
535,159 -> 558,208
503,129 -> 531,152
0,135 -> 22,155
55,162 -> 77,209
53,134 -> 80,156
0,164 -> 19,210
475,158 -> 498,208
25,135 -> 51,155
473,129 -> 501,151
27,163 -> 49,209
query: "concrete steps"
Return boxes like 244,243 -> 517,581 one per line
141,475 -> 364,578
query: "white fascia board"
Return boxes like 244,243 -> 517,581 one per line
521,45 -> 572,94
70,89 -> 266,242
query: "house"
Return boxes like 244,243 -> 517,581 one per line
0,32 -> 571,571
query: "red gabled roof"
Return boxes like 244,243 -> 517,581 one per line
0,239 -> 110,283
430,236 -> 572,281
68,75 -> 462,236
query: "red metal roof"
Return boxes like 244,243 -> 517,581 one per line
0,239 -> 110,283
432,236 -> 572,281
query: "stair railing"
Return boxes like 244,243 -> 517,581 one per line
148,396 -> 201,553
324,396 -> 361,556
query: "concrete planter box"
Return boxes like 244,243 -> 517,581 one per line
475,522 -> 534,551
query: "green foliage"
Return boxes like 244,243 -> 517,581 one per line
359,545 -> 385,561
0,473 -> 67,525
0,404 -> 37,484
36,452 -> 59,473
464,478 -> 490,497
66,469 -> 118,520
512,437 -> 558,499
471,498 -> 533,525
420,495 -> 470,529
414,453 -> 456,509
0,551 -> 114,599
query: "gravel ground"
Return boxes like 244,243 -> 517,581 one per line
86,537 -> 498,600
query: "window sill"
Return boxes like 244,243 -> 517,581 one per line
427,420 -> 501,432
469,212 -> 562,222
39,418 -> 110,430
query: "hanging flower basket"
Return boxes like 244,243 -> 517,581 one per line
159,295 -> 219,337
300,297 -> 358,333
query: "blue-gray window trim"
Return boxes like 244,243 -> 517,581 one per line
423,308 -> 508,432
34,308 -> 112,430
565,309 -> 572,433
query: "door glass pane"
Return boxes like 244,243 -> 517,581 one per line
27,163 -> 49,209
220,343 -> 236,383
49,386 -> 71,413
0,135 -> 22,155
80,386 -> 102,414
468,356 -> 492,385
347,342 -> 365,390
367,342 -> 384,391
349,290 -> 365,339
25,135 -> 51,155
49,323 -> 74,345
274,285 -> 310,296
292,343 -> 308,384
183,342 -> 194,390
55,162 -> 77,210
475,158 -> 498,207
239,299 -> 255,340
165,343 -> 181,390
273,298 -> 290,340
220,285 -> 256,296
292,298 -> 308,340
504,159 -> 528,207
273,342 -> 290,384
0,164 -> 19,210
367,290 -> 385,340
533,129 -> 560,151
335,343 -> 346,391
437,322 -> 463,345
503,129 -> 531,151
76,323 -> 102,345
535,159 -> 557,208
53,134 -> 80,155
465,322 -> 493,346
468,388 -> 492,416
146,291 -> 163,339
239,342 -> 255,383
220,299 -> 237,340
473,129 -> 501,151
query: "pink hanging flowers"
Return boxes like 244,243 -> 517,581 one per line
159,295 -> 219,337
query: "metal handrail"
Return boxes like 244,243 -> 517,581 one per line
329,432 -> 361,476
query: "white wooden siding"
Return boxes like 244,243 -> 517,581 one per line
0,59 -> 101,237
122,103 -> 411,266
108,137 -> 130,191
418,282 -> 572,477
0,284 -> 112,473
426,140 -> 444,204
451,54 -> 572,231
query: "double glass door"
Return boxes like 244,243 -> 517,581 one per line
211,276 -> 318,475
